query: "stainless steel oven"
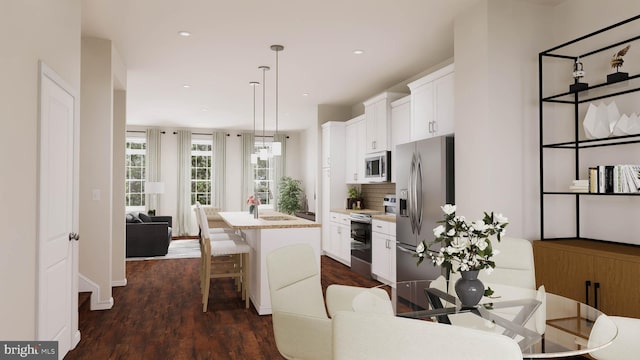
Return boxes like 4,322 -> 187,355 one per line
350,213 -> 372,278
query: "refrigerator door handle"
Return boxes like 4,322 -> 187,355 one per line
408,154 -> 416,234
396,244 -> 415,254
415,153 -> 423,235
411,153 -> 418,234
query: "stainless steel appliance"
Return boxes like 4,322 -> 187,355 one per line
396,136 -> 454,283
350,213 -> 372,278
383,194 -> 397,215
364,151 -> 391,182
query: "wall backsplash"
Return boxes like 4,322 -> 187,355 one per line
360,183 -> 396,211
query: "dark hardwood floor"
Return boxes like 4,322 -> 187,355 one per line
66,250 -> 588,359
66,253 -> 380,359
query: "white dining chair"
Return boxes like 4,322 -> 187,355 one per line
266,243 -> 393,360
332,311 -> 523,359
589,315 -> 640,360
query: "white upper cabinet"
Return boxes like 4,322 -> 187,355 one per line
434,71 -> 455,136
408,64 -> 455,141
322,121 -> 345,169
363,92 -> 406,153
345,115 -> 365,184
390,95 -> 411,183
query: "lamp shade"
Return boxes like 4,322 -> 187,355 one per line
145,181 -> 165,194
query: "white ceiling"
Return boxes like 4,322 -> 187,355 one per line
81,0 -> 480,132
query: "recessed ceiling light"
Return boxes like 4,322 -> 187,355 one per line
178,31 -> 191,37
353,49 -> 365,55
183,84 -> 191,88
302,93 -> 309,97
201,107 -> 208,112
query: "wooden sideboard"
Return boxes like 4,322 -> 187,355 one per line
533,239 -> 640,318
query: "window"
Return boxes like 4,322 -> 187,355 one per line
125,137 -> 146,209
254,140 -> 274,206
191,139 -> 213,205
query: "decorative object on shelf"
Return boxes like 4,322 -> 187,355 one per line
415,204 -> 509,307
612,113 -> 640,136
570,57 -> 589,92
583,101 -> 620,139
270,45 -> 284,156
278,176 -> 304,215
607,44 -> 630,83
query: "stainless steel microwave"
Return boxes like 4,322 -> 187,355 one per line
365,151 -> 391,182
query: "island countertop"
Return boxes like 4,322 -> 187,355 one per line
219,210 -> 321,230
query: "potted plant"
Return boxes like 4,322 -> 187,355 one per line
278,176 -> 304,215
347,186 -> 363,210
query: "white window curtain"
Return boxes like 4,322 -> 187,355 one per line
146,128 -> 162,213
176,130 -> 192,236
212,131 -> 226,209
272,134 -> 287,211
241,132 -> 255,211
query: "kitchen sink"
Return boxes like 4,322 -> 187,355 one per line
259,215 -> 297,221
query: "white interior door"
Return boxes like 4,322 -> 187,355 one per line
38,62 -> 80,358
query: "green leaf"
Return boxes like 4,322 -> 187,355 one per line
484,287 -> 494,297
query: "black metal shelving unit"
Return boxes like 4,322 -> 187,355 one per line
539,14 -> 640,241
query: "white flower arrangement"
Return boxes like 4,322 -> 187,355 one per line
416,204 -> 509,273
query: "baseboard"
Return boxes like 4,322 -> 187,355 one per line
78,273 -> 115,311
92,297 -> 114,310
112,278 -> 127,287
71,330 -> 81,350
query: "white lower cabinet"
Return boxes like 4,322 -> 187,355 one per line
371,219 -> 396,285
326,212 -> 351,266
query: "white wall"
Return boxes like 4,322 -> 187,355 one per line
0,0 -> 81,340
80,37 -> 115,309
452,0 -> 640,245
112,89 -> 127,286
454,0 -> 553,239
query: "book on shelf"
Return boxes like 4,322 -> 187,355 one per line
588,164 -> 640,193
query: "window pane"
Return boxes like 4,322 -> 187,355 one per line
190,139 -> 213,206
125,138 -> 148,209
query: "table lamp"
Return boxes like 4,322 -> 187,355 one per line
145,181 -> 165,215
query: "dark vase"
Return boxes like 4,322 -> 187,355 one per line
249,205 -> 255,214
454,270 -> 485,308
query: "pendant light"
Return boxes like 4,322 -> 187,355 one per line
249,81 -> 260,164
270,45 -> 284,156
258,65 -> 270,160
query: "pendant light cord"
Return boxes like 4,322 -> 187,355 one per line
259,66 -> 270,149
271,45 -> 284,140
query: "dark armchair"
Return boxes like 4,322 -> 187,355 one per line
126,213 -> 173,257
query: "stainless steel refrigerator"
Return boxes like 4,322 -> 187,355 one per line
396,135 -> 454,284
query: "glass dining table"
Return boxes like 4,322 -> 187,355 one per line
392,280 -> 617,359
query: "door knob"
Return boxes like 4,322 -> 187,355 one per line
68,232 -> 80,241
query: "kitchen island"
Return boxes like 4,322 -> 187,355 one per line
219,211 -> 321,315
